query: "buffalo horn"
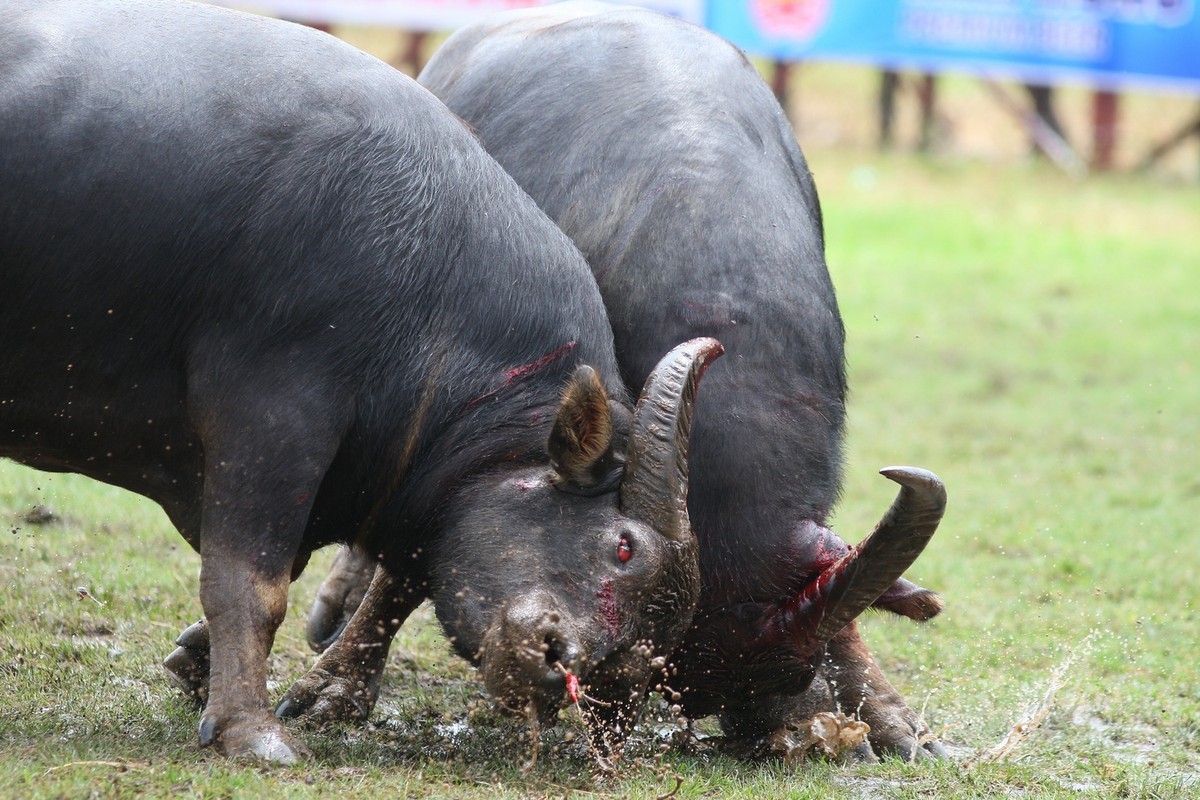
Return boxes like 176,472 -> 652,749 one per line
784,467 -> 947,647
619,337 -> 723,541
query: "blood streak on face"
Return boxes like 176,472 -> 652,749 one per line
596,580 -> 620,637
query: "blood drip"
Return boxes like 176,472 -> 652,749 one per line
566,672 -> 580,704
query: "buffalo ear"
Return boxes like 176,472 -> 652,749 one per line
548,366 -> 620,494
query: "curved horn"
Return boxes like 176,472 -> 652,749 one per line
782,466 -> 946,648
619,337 -> 724,541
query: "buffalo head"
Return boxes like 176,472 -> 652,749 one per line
428,338 -> 720,750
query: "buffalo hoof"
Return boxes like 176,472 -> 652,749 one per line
199,707 -> 308,764
861,704 -> 948,762
305,545 -> 377,653
275,668 -> 375,725
305,594 -> 350,654
162,620 -> 210,704
876,730 -> 948,762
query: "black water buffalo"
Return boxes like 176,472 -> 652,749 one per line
0,0 -> 727,763
309,2 -> 949,761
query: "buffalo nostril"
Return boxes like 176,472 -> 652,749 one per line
542,634 -> 566,667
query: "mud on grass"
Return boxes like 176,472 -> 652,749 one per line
2,471 -> 1196,799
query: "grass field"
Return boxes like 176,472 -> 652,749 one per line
2,49 -> 1198,800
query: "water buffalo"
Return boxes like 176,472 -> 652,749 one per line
1,0 -> 726,763
309,2 -> 948,761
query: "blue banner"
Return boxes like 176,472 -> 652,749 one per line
708,1 -> 1200,94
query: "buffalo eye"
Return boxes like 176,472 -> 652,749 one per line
617,533 -> 634,564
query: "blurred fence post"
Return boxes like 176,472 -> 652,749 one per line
916,74 -> 937,153
772,60 -> 795,123
1091,91 -> 1119,171
879,70 -> 899,149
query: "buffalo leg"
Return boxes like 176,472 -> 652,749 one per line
824,622 -> 946,760
197,538 -> 299,763
714,622 -> 943,762
277,564 -> 424,724
186,372 -> 345,763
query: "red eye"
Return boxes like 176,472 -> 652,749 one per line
617,533 -> 634,563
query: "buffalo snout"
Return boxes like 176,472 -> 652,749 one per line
480,590 -> 587,719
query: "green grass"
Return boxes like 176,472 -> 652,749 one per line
3,137 -> 1198,799
822,151 -> 1200,794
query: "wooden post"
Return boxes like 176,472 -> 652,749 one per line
917,74 -> 937,153
393,31 -> 428,76
879,70 -> 899,150
1092,91 -> 1119,171
772,60 -> 793,121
